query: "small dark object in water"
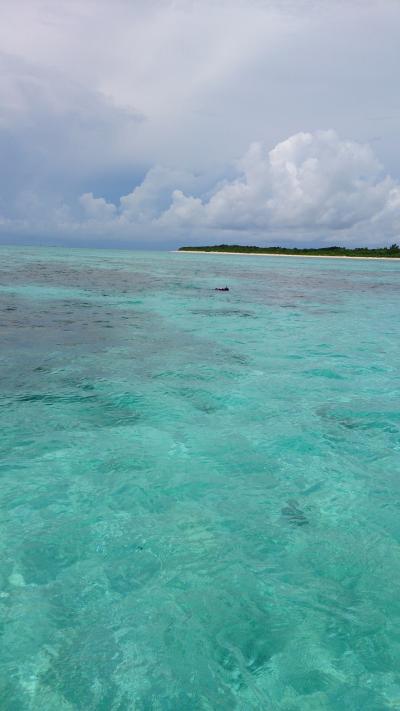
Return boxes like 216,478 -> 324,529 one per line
215,286 -> 229,291
281,499 -> 309,527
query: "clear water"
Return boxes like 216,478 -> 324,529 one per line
1,246 -> 400,710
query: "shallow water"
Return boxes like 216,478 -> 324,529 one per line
1,245 -> 400,710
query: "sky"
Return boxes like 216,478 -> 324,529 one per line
0,0 -> 399,249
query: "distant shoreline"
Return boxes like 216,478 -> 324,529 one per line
175,250 -> 400,261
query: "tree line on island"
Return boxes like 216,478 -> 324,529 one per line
179,244 -> 400,258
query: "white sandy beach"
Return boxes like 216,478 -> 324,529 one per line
175,251 -> 400,261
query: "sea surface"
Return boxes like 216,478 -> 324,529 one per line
1,246 -> 400,710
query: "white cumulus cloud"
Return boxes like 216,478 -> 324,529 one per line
118,166 -> 206,223
8,129 -> 400,247
80,192 -> 117,221
159,130 -> 400,241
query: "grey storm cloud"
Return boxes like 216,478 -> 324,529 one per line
0,0 -> 399,246
0,52 -> 144,215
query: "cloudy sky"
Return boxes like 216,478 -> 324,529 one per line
1,0 -> 399,248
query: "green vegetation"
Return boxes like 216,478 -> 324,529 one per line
179,244 -> 400,258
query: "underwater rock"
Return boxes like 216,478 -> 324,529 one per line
8,572 -> 26,587
281,499 -> 309,527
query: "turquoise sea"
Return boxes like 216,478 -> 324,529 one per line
1,246 -> 400,710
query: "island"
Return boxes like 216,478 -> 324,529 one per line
178,244 -> 400,259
